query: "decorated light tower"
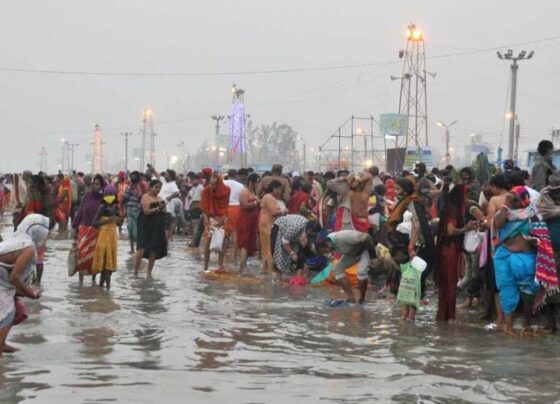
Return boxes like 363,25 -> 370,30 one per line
395,23 -> 431,162
230,84 -> 247,167
140,109 -> 156,168
92,123 -> 104,174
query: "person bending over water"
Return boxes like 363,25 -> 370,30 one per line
0,214 -> 49,355
317,230 -> 376,304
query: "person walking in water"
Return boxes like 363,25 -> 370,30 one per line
73,174 -> 104,285
123,171 -> 146,254
92,185 -> 121,289
134,180 -> 168,277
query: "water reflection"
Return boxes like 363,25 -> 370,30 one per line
74,327 -> 115,358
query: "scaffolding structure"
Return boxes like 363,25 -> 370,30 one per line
318,116 -> 387,172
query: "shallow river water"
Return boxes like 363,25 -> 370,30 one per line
1,221 -> 559,403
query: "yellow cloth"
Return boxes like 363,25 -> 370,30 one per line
92,218 -> 118,274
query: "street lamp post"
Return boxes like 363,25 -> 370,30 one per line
505,113 -> 521,163
121,132 -> 132,171
69,143 -> 78,172
296,134 -> 306,172
436,120 -> 458,166
497,49 -> 534,160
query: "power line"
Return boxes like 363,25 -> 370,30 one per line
0,35 -> 558,78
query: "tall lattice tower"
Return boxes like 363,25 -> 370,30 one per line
396,23 -> 430,154
140,109 -> 156,167
92,123 -> 104,174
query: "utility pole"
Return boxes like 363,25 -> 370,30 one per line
61,140 -> 68,172
39,146 -> 48,173
514,122 -> 521,164
436,120 -> 458,166
69,143 -> 78,172
177,141 -> 186,173
121,132 -> 132,171
497,49 -> 534,160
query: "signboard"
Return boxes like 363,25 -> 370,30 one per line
380,113 -> 408,137
403,146 -> 434,170
132,148 -> 143,159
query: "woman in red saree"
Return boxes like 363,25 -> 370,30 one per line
56,176 -> 73,237
200,173 -> 230,272
435,183 -> 476,322
287,181 -> 311,215
73,174 -> 104,284
237,173 -> 260,273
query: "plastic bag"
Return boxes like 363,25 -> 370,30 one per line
67,245 -> 78,277
464,230 -> 483,253
209,227 -> 225,252
396,262 -> 421,308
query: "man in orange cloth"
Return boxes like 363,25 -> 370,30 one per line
200,173 -> 230,272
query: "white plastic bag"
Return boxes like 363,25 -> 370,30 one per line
411,256 -> 427,272
209,227 -> 225,252
464,230 -> 483,253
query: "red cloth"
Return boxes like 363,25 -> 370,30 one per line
77,225 -> 98,273
333,207 -> 369,233
200,175 -> 230,218
289,274 -> 308,287
225,205 -> 241,236
237,202 -> 259,256
56,176 -> 72,222
352,215 -> 369,233
333,207 -> 344,232
287,191 -> 310,214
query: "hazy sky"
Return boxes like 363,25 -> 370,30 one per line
1,0 -> 559,172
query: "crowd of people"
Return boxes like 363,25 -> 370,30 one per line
1,139 -> 560,355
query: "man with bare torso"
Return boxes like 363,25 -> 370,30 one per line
485,174 -> 509,329
258,164 -> 291,202
327,171 -> 371,233
349,172 -> 373,220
